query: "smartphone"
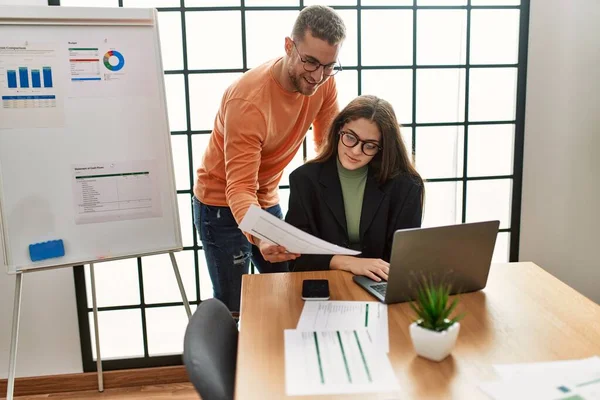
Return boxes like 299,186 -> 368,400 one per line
302,279 -> 330,301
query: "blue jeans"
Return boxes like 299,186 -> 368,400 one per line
193,197 -> 289,312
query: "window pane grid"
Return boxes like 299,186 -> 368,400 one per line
461,3 -> 472,224
137,257 -> 150,358
65,0 -> 528,371
163,64 -> 519,75
168,119 -> 518,133
153,5 -> 522,11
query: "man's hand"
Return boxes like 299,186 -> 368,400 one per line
256,238 -> 300,263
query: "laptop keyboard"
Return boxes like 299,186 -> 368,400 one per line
371,283 -> 388,296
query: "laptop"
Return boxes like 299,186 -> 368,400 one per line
353,220 -> 500,304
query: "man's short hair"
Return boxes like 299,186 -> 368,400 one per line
291,5 -> 346,46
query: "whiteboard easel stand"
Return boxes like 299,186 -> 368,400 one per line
89,263 -> 104,392
170,252 -> 192,318
6,272 -> 22,400
1,6 -> 186,399
6,253 -> 192,400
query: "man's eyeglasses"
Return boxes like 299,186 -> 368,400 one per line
292,41 -> 342,77
339,131 -> 382,156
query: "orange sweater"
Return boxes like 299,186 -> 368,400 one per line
194,58 -> 339,235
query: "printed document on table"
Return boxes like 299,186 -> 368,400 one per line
284,329 -> 400,396
296,301 -> 389,353
493,356 -> 600,381
239,204 -> 360,255
479,371 -> 600,400
480,356 -> 600,400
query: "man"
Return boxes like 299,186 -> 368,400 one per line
193,5 -> 346,311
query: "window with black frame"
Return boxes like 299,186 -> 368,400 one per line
53,0 -> 528,371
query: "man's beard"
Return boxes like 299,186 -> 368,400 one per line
288,68 -> 319,96
288,70 -> 304,93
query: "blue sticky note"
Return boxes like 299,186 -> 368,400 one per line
29,240 -> 65,262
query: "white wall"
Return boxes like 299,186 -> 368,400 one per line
0,0 -> 83,379
520,0 -> 600,304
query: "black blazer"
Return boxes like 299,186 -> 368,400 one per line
285,157 -> 423,272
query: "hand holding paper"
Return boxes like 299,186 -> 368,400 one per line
239,204 -> 360,255
257,239 -> 299,263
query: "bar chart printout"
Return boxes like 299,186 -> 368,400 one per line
4,66 -> 53,89
0,43 -> 64,128
2,64 -> 56,109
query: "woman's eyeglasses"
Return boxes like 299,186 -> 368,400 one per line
338,131 -> 382,156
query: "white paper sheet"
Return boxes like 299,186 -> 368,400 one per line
239,204 -> 360,255
480,356 -> 600,400
493,356 -> 600,381
72,160 -> 162,224
0,42 -> 65,129
66,38 -> 154,99
296,301 -> 389,353
479,372 -> 600,400
284,329 -> 400,396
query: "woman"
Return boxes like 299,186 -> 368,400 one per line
285,95 -> 424,282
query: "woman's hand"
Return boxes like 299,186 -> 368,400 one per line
256,238 -> 300,263
330,255 -> 389,282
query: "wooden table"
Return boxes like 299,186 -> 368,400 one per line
234,262 -> 600,399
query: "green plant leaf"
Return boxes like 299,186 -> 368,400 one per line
409,274 -> 467,331
409,299 -> 421,314
444,297 -> 460,319
449,312 -> 466,325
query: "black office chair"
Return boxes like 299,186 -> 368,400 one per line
183,298 -> 239,400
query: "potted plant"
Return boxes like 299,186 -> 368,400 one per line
408,276 -> 465,362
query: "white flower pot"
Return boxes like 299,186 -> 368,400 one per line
409,320 -> 460,362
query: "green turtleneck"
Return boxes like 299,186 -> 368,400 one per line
336,157 -> 368,247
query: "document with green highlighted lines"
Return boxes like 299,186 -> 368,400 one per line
284,329 -> 400,396
296,301 -> 389,353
